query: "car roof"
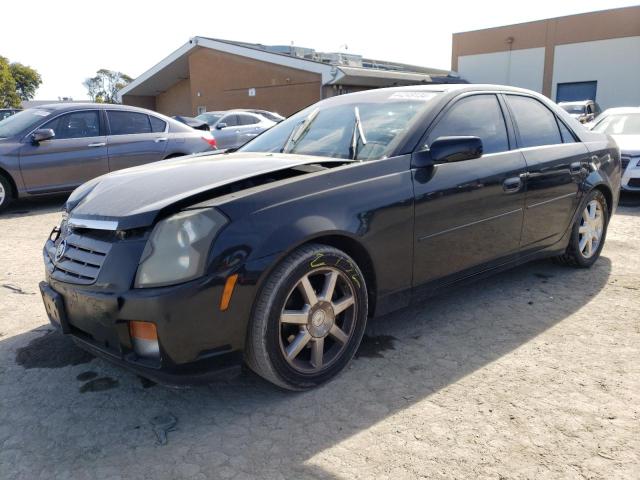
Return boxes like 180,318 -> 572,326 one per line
344,83 -> 552,97
31,103 -> 162,114
558,100 -> 592,106
318,84 -> 558,107
200,110 -> 262,116
599,107 -> 640,115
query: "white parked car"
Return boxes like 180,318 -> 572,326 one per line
591,107 -> 640,192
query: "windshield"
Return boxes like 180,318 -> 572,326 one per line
0,110 -> 17,121
0,109 -> 53,139
240,91 -> 439,160
560,104 -> 586,115
592,113 -> 640,135
196,113 -> 223,126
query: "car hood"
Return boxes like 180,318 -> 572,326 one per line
68,152 -> 337,229
611,135 -> 640,155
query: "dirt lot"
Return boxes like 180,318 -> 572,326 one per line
1,194 -> 639,480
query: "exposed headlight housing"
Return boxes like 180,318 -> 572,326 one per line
134,208 -> 227,288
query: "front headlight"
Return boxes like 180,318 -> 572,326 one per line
134,208 -> 227,288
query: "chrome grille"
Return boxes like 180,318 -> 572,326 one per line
50,233 -> 111,285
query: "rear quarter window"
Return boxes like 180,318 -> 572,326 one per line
149,116 -> 167,133
557,120 -> 576,143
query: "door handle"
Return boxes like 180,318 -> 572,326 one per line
502,176 -> 522,193
87,142 -> 105,147
570,161 -> 584,175
154,137 -> 168,143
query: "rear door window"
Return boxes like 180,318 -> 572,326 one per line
427,94 -> 509,155
221,115 -> 239,127
506,95 -> 562,148
107,111 -> 152,135
42,111 -> 100,139
237,114 -> 260,126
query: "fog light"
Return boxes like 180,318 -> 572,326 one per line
129,321 -> 160,358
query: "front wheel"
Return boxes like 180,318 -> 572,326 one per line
245,244 -> 368,390
0,175 -> 13,213
555,189 -> 609,268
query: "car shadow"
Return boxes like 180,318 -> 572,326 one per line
0,253 -> 612,478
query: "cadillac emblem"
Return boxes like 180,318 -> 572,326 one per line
54,240 -> 67,263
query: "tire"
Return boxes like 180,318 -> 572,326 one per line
554,189 -> 609,268
0,174 -> 13,213
245,244 -> 368,390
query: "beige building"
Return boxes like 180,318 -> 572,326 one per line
119,37 -> 463,117
451,5 -> 640,109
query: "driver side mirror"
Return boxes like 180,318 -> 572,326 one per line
412,136 -> 483,168
31,128 -> 55,144
215,122 -> 227,130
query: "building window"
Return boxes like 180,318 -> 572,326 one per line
556,81 -> 597,103
197,106 -> 206,115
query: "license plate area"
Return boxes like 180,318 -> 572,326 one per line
39,281 -> 71,333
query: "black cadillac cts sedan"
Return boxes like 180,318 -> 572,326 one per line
40,85 -> 621,390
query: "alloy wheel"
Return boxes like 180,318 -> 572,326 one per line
578,199 -> 604,259
0,182 -> 5,207
279,267 -> 356,373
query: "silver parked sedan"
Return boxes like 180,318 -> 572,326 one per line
0,103 -> 217,211
591,107 -> 640,191
195,110 -> 276,150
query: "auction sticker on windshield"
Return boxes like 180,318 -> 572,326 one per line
389,91 -> 439,100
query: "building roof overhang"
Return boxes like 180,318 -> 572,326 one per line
118,36 -> 457,100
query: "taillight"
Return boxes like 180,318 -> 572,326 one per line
202,134 -> 217,149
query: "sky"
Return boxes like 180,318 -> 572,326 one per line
1,0 -> 637,100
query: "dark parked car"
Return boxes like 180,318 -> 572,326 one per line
558,100 -> 601,124
0,104 -> 217,211
0,108 -> 21,121
172,115 -> 212,132
195,110 -> 276,149
40,85 -> 620,390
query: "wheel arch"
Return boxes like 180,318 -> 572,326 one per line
0,166 -> 17,199
251,231 -> 379,319
299,234 -> 378,318
591,183 -> 613,216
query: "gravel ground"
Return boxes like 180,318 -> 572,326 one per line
0,194 -> 639,480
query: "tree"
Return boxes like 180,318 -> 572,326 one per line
83,76 -> 104,103
10,62 -> 43,101
83,69 -> 132,104
0,56 -> 40,108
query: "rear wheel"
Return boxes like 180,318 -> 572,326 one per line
555,189 -> 608,268
245,244 -> 368,390
0,174 -> 13,213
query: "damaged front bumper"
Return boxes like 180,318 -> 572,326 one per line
40,235 -> 267,385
